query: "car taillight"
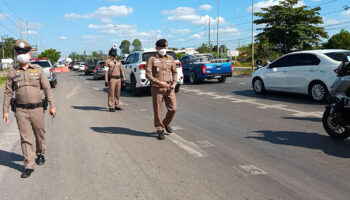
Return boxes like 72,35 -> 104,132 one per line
231,63 -> 234,73
97,64 -> 101,70
85,65 -> 88,69
202,65 -> 206,74
49,68 -> 53,77
176,62 -> 182,68
334,68 -> 338,74
139,64 -> 146,70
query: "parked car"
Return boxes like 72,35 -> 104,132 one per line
30,58 -> 57,88
122,50 -> 184,96
93,61 -> 105,80
79,62 -> 86,72
73,62 -> 81,71
180,54 -> 233,84
85,60 -> 97,76
251,49 -> 350,102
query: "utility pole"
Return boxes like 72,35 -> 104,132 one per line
26,20 -> 29,41
208,18 -> 211,50
251,0 -> 254,71
19,18 -> 22,40
217,0 -> 220,59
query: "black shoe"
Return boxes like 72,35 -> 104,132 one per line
36,155 -> 45,165
115,106 -> 123,111
21,169 -> 34,178
157,130 -> 165,140
165,126 -> 173,134
109,108 -> 115,112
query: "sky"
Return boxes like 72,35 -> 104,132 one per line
0,0 -> 348,57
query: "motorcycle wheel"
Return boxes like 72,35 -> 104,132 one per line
322,108 -> 350,140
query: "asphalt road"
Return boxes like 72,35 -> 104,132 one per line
0,72 -> 349,200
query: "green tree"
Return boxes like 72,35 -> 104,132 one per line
119,40 -> 131,55
68,52 -> 78,61
39,48 -> 61,64
91,51 -> 99,58
0,37 -> 16,59
254,0 -> 328,54
323,29 -> 350,49
196,43 -> 211,53
132,39 -> 142,51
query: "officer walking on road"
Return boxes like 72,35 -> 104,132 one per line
105,47 -> 126,112
146,39 -> 177,140
2,40 -> 56,178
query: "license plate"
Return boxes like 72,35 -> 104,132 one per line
217,67 -> 221,70
215,75 -> 221,78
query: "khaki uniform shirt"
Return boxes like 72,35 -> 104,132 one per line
3,64 -> 55,114
146,54 -> 178,88
104,58 -> 125,82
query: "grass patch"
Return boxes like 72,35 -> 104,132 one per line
0,76 -> 7,87
233,69 -> 253,76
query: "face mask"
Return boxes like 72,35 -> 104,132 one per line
158,49 -> 167,56
17,54 -> 30,64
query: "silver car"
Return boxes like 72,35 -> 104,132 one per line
93,61 -> 105,80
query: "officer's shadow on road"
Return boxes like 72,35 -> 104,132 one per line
0,150 -> 24,172
90,127 -> 157,138
101,88 -> 151,97
71,106 -> 107,112
247,130 -> 350,158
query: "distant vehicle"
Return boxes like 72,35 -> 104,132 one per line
30,58 -> 57,88
78,62 -> 86,72
122,50 -> 184,96
251,49 -> 349,102
180,54 -> 233,84
93,61 -> 105,80
85,60 -> 97,76
73,62 -> 81,71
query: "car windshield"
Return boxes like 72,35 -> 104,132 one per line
191,55 -> 213,63
30,61 -> 51,68
324,51 -> 350,62
142,51 -> 178,61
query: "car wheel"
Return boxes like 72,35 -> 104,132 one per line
218,77 -> 226,83
309,82 -> 328,102
131,76 -> 141,96
50,81 -> 56,88
253,78 -> 265,94
175,85 -> 180,93
189,72 -> 198,84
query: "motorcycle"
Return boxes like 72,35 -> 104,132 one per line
322,56 -> 350,140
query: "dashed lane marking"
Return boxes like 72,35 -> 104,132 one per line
235,165 -> 268,176
66,85 -> 81,99
172,126 -> 183,131
168,133 -> 209,158
239,83 -> 247,85
181,87 -> 322,118
195,141 -> 215,147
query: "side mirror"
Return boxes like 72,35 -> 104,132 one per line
256,59 -> 263,66
121,61 -> 126,64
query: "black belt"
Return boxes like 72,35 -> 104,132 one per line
110,76 -> 121,79
16,102 -> 44,109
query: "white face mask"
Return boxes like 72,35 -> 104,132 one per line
17,54 -> 30,64
158,49 -> 167,56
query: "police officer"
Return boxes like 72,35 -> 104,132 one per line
105,47 -> 126,112
146,39 -> 177,140
2,40 -> 56,178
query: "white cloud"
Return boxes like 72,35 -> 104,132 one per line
163,7 -> 225,25
342,9 -> 350,16
0,13 -> 8,20
199,4 -> 213,11
323,18 -> 340,26
81,35 -> 103,40
178,39 -> 186,42
64,5 -> 133,19
247,0 -> 305,13
26,22 -> 43,29
24,30 -> 37,35
101,18 -> 113,23
170,28 -> 190,35
59,36 -> 67,40
191,33 -> 202,39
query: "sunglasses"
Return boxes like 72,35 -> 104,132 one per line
15,48 -> 31,54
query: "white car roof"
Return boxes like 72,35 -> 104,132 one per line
289,49 -> 350,54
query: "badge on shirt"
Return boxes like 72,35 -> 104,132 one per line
154,59 -> 161,64
30,69 -> 39,76
15,72 -> 20,77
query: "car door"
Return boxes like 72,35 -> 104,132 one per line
180,56 -> 190,79
285,53 -> 321,91
124,54 -> 134,83
263,55 -> 293,90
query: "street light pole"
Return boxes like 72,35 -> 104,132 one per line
251,0 -> 254,71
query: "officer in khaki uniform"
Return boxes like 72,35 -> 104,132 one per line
2,40 -> 56,178
105,47 -> 126,112
146,39 -> 177,140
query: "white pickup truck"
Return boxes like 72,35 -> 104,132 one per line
30,58 -> 57,88
122,50 -> 184,96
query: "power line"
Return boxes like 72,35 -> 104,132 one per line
2,0 -> 20,20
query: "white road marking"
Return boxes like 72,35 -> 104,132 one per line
168,133 -> 209,158
134,108 -> 147,112
119,102 -> 128,106
66,85 -> 81,99
195,141 -> 215,147
146,116 -> 153,120
172,126 -> 183,131
181,88 -> 322,118
239,83 -> 247,85
236,165 -> 268,176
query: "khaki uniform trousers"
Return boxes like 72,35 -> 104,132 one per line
15,107 -> 45,169
108,78 -> 121,108
151,86 -> 177,131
